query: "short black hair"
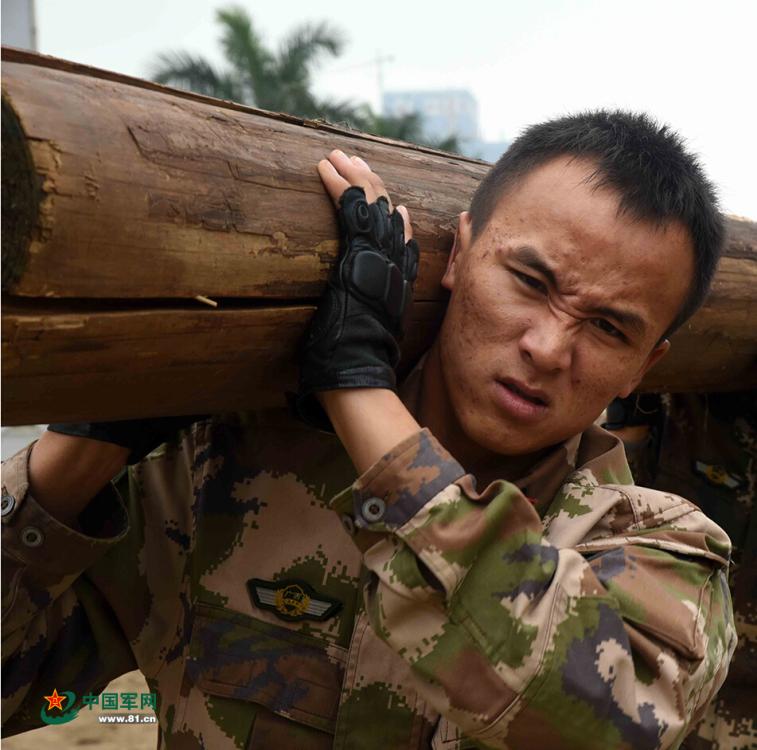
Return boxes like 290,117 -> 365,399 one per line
468,110 -> 724,338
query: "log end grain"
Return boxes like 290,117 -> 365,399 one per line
1,95 -> 37,292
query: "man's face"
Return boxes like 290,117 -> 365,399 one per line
436,156 -> 694,457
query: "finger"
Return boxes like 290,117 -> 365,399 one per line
351,155 -> 393,211
325,150 -> 379,202
329,149 -> 376,195
396,205 -> 413,241
317,159 -> 351,206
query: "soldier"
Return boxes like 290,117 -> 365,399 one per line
2,111 -> 737,749
605,391 -> 756,750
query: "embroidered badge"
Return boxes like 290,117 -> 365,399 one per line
247,578 -> 342,622
693,460 -> 742,490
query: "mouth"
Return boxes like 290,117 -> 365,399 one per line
492,378 -> 551,422
498,378 -> 550,406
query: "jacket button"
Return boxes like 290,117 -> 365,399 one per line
341,514 -> 356,535
361,497 -> 386,523
21,526 -> 44,547
1,494 -> 16,516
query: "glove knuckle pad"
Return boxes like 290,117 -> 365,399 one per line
340,187 -> 372,238
349,251 -> 390,303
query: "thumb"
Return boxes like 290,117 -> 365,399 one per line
396,205 -> 413,241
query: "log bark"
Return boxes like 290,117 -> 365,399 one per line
2,48 -> 755,425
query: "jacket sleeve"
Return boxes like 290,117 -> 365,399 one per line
1,442 -> 133,734
330,428 -> 736,750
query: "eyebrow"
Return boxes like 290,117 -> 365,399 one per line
510,245 -> 648,337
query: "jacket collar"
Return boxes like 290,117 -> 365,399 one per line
399,353 -> 630,514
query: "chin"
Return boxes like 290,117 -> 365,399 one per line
463,415 -> 553,457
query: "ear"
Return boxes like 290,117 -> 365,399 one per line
441,211 -> 473,292
617,339 -> 670,398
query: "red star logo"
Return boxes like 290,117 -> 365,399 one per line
44,688 -> 67,712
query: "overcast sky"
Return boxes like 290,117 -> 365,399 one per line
32,0 -> 756,218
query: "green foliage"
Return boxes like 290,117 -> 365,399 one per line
149,5 -> 458,152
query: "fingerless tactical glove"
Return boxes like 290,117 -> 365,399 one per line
294,186 -> 419,429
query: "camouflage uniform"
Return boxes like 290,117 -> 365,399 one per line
618,391 -> 756,750
1,366 -> 737,749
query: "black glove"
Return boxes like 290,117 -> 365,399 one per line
293,186 -> 419,429
48,415 -> 208,465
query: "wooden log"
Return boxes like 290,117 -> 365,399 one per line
1,47 -> 472,302
1,300 -> 445,424
2,48 -> 755,424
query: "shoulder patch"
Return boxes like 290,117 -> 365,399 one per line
693,460 -> 743,490
247,578 -> 342,622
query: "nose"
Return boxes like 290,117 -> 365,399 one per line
518,308 -> 576,373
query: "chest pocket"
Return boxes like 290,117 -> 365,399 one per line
184,602 -> 347,745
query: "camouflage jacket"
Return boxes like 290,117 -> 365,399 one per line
620,391 -> 756,750
2,400 -> 736,748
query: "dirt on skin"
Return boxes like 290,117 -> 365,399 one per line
3,671 -> 158,750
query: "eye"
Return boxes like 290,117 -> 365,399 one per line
591,318 -> 625,340
514,271 -> 547,294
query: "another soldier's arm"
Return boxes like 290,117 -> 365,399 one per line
1,436 -> 133,731
2,416 -> 200,732
27,430 -> 129,525
323,390 -> 735,750
19,414 -> 206,525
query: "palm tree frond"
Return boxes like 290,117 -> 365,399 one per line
425,134 -> 460,154
216,5 -> 275,106
149,51 -> 242,101
147,12 -> 456,149
276,21 -> 344,88
358,112 -> 425,142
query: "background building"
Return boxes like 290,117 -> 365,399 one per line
383,88 -> 508,162
383,89 -> 479,143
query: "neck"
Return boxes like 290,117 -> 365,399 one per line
417,341 -> 547,484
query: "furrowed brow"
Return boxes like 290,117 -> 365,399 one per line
512,246 -> 559,288
587,305 -> 647,337
511,245 -> 647,337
